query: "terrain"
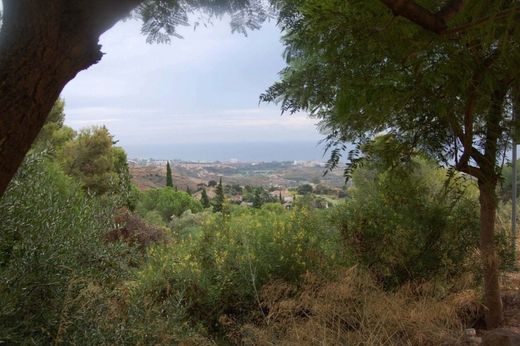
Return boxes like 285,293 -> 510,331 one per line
129,159 -> 346,191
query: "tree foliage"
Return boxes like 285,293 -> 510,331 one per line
60,126 -> 130,196
213,177 -> 225,213
166,161 -> 174,187
137,187 -> 202,224
137,0 -> 271,43
263,0 -> 519,176
201,188 -> 211,208
263,0 -> 519,327
0,154 -> 136,344
32,98 -> 75,153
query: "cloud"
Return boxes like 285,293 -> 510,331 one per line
61,14 -> 323,152
64,104 -> 321,148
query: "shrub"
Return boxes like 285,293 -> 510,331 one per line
137,187 -> 202,224
335,158 -> 480,288
105,209 -> 169,248
128,205 -> 345,335
0,155 -> 137,344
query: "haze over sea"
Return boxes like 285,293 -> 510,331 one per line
124,141 -> 328,162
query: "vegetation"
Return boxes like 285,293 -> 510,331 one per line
0,154 -> 137,344
166,161 -> 173,188
213,177 -> 225,213
60,126 -> 130,196
2,0 -> 520,343
263,0 -> 519,327
136,187 -> 202,225
335,137 -> 481,287
201,188 -> 211,209
3,109 -> 516,343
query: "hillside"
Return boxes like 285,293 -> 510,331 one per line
129,164 -> 204,191
129,160 -> 347,191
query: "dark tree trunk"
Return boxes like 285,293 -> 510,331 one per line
0,0 -> 141,197
478,178 -> 504,328
473,80 -> 509,329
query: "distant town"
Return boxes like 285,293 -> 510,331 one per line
128,158 -> 328,168
128,158 -> 347,198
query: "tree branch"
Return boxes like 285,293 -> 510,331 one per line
438,0 -> 464,22
459,164 -> 485,181
378,0 -> 449,33
443,8 -> 520,36
379,0 -> 517,36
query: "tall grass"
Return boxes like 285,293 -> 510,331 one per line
233,267 -> 480,346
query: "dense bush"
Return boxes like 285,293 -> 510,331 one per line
0,155 -> 137,344
334,157 -> 480,288
127,204 -> 345,338
136,187 -> 202,224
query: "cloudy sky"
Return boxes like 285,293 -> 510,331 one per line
60,15 -> 325,160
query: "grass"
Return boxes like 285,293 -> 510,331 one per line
226,267 -> 482,346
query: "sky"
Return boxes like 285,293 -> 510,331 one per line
59,15 -> 326,160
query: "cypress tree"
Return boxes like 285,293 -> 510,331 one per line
201,188 -> 210,208
213,177 -> 224,213
166,161 -> 173,188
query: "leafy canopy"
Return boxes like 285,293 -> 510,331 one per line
137,0 -> 272,43
262,0 -> 520,177
60,126 -> 130,195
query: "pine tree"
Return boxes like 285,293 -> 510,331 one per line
213,177 -> 224,213
166,161 -> 173,188
201,188 -> 210,209
186,185 -> 192,195
279,191 -> 284,204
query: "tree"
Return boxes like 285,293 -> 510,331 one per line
297,184 -> 313,195
166,161 -> 173,188
0,0 -> 268,197
32,98 -> 75,153
186,185 -> 192,195
264,0 -> 519,328
252,188 -> 263,208
60,126 -> 129,195
201,188 -> 211,209
213,177 -> 225,213
137,187 -> 202,223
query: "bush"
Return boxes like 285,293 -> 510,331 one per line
105,209 -> 169,248
335,157 -> 480,288
137,187 -> 202,224
0,154 -> 137,344
128,205 -> 345,336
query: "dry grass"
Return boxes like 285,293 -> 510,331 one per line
225,267 -> 482,346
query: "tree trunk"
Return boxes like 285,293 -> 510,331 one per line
0,0 -> 141,197
478,178 -> 504,329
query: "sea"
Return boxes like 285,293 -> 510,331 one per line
122,141 -> 332,162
